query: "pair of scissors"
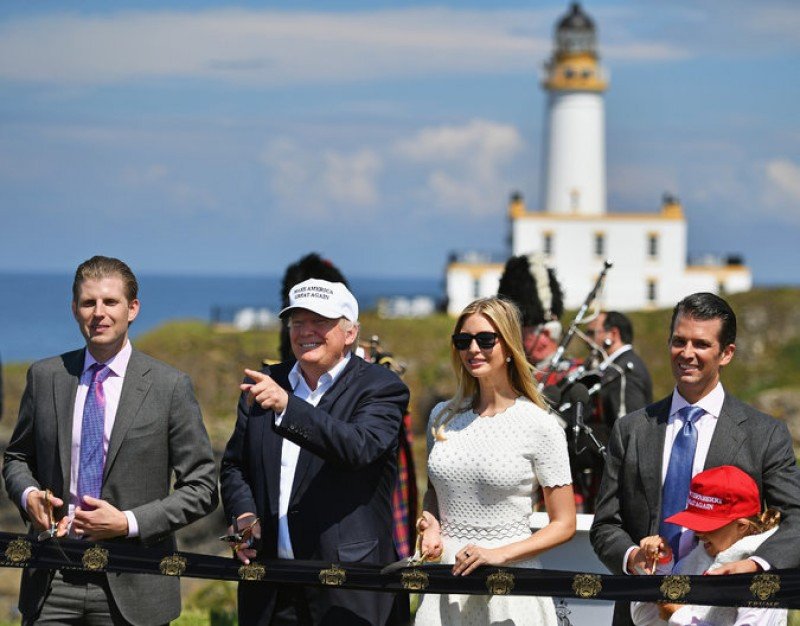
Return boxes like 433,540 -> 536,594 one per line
219,515 -> 260,554
36,489 -> 58,542
380,524 -> 440,574
36,489 -> 72,564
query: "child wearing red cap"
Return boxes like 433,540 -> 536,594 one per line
631,465 -> 786,626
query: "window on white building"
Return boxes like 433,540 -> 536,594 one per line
543,232 -> 553,256
647,279 -> 657,303
473,278 -> 481,299
594,232 -> 605,257
648,233 -> 659,258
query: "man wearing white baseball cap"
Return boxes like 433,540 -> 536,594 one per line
221,278 -> 411,625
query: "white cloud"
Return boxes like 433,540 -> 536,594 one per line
765,159 -> 800,201
395,119 -> 524,215
260,138 -> 383,215
323,149 -> 382,207
0,7 -> 692,87
761,158 -> 800,222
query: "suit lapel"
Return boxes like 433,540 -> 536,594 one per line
289,357 -> 360,505
638,397 -> 671,517
704,395 -> 746,470
55,350 -> 84,496
103,350 -> 152,481
264,364 -> 290,516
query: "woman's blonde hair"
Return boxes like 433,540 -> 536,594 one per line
432,297 -> 546,441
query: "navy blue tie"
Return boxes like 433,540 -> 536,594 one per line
659,405 -> 705,558
77,363 -> 110,507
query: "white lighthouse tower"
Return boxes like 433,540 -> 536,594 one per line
541,2 -> 607,215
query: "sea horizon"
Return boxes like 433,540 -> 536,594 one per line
0,271 -> 441,363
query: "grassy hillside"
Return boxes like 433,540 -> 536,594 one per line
0,287 -> 798,621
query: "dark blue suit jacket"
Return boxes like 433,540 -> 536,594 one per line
220,355 -> 410,625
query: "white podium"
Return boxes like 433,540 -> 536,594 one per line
530,513 -> 615,625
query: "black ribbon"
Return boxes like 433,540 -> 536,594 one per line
2,532 -> 799,608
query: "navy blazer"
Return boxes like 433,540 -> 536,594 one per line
220,355 -> 410,626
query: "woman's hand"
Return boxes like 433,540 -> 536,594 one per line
452,544 -> 509,576
417,511 -> 443,561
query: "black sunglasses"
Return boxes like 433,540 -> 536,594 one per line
451,332 -> 499,350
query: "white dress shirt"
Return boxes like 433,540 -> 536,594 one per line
275,353 -> 351,559
661,383 -> 724,559
598,344 -> 632,371
624,382 -> 723,571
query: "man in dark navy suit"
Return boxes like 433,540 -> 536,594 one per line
220,278 -> 410,625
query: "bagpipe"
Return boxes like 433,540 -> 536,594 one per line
2,531 -> 799,609
537,261 -> 618,512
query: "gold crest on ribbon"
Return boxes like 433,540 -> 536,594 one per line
750,573 -> 781,602
572,573 -> 602,598
486,569 -> 515,595
159,555 -> 187,577
238,563 -> 266,581
82,546 -> 109,571
401,568 -> 429,591
4,538 -> 32,564
318,564 -> 347,587
660,575 -> 690,601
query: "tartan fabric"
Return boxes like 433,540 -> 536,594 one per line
391,412 -> 418,558
535,358 -> 581,388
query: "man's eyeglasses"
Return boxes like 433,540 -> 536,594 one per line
451,332 -> 499,351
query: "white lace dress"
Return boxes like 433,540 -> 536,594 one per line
414,397 -> 572,626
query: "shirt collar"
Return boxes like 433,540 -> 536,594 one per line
598,344 -> 632,370
669,381 -> 725,419
289,352 -> 352,392
82,340 -> 132,379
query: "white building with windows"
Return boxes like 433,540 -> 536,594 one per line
445,3 -> 751,315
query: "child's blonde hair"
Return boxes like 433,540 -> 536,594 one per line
744,508 -> 780,535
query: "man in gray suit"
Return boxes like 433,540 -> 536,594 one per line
591,292 -> 800,625
3,256 -> 218,625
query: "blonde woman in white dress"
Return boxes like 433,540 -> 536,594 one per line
415,297 -> 576,626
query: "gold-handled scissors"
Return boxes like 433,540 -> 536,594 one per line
37,489 -> 58,542
380,520 -> 441,574
219,516 -> 260,554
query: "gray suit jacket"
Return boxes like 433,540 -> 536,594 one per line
3,348 -> 219,625
591,393 -> 800,575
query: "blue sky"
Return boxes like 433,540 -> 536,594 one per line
0,1 -> 798,283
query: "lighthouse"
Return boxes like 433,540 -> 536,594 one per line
444,3 -> 752,315
541,2 -> 607,216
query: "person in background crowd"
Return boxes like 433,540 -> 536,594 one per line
415,297 -> 575,626
3,255 -> 218,626
497,253 -> 580,386
585,311 -> 653,427
221,278 -> 410,625
591,292 -> 800,626
630,465 -> 786,626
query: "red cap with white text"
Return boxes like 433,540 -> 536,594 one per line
664,465 -> 761,532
